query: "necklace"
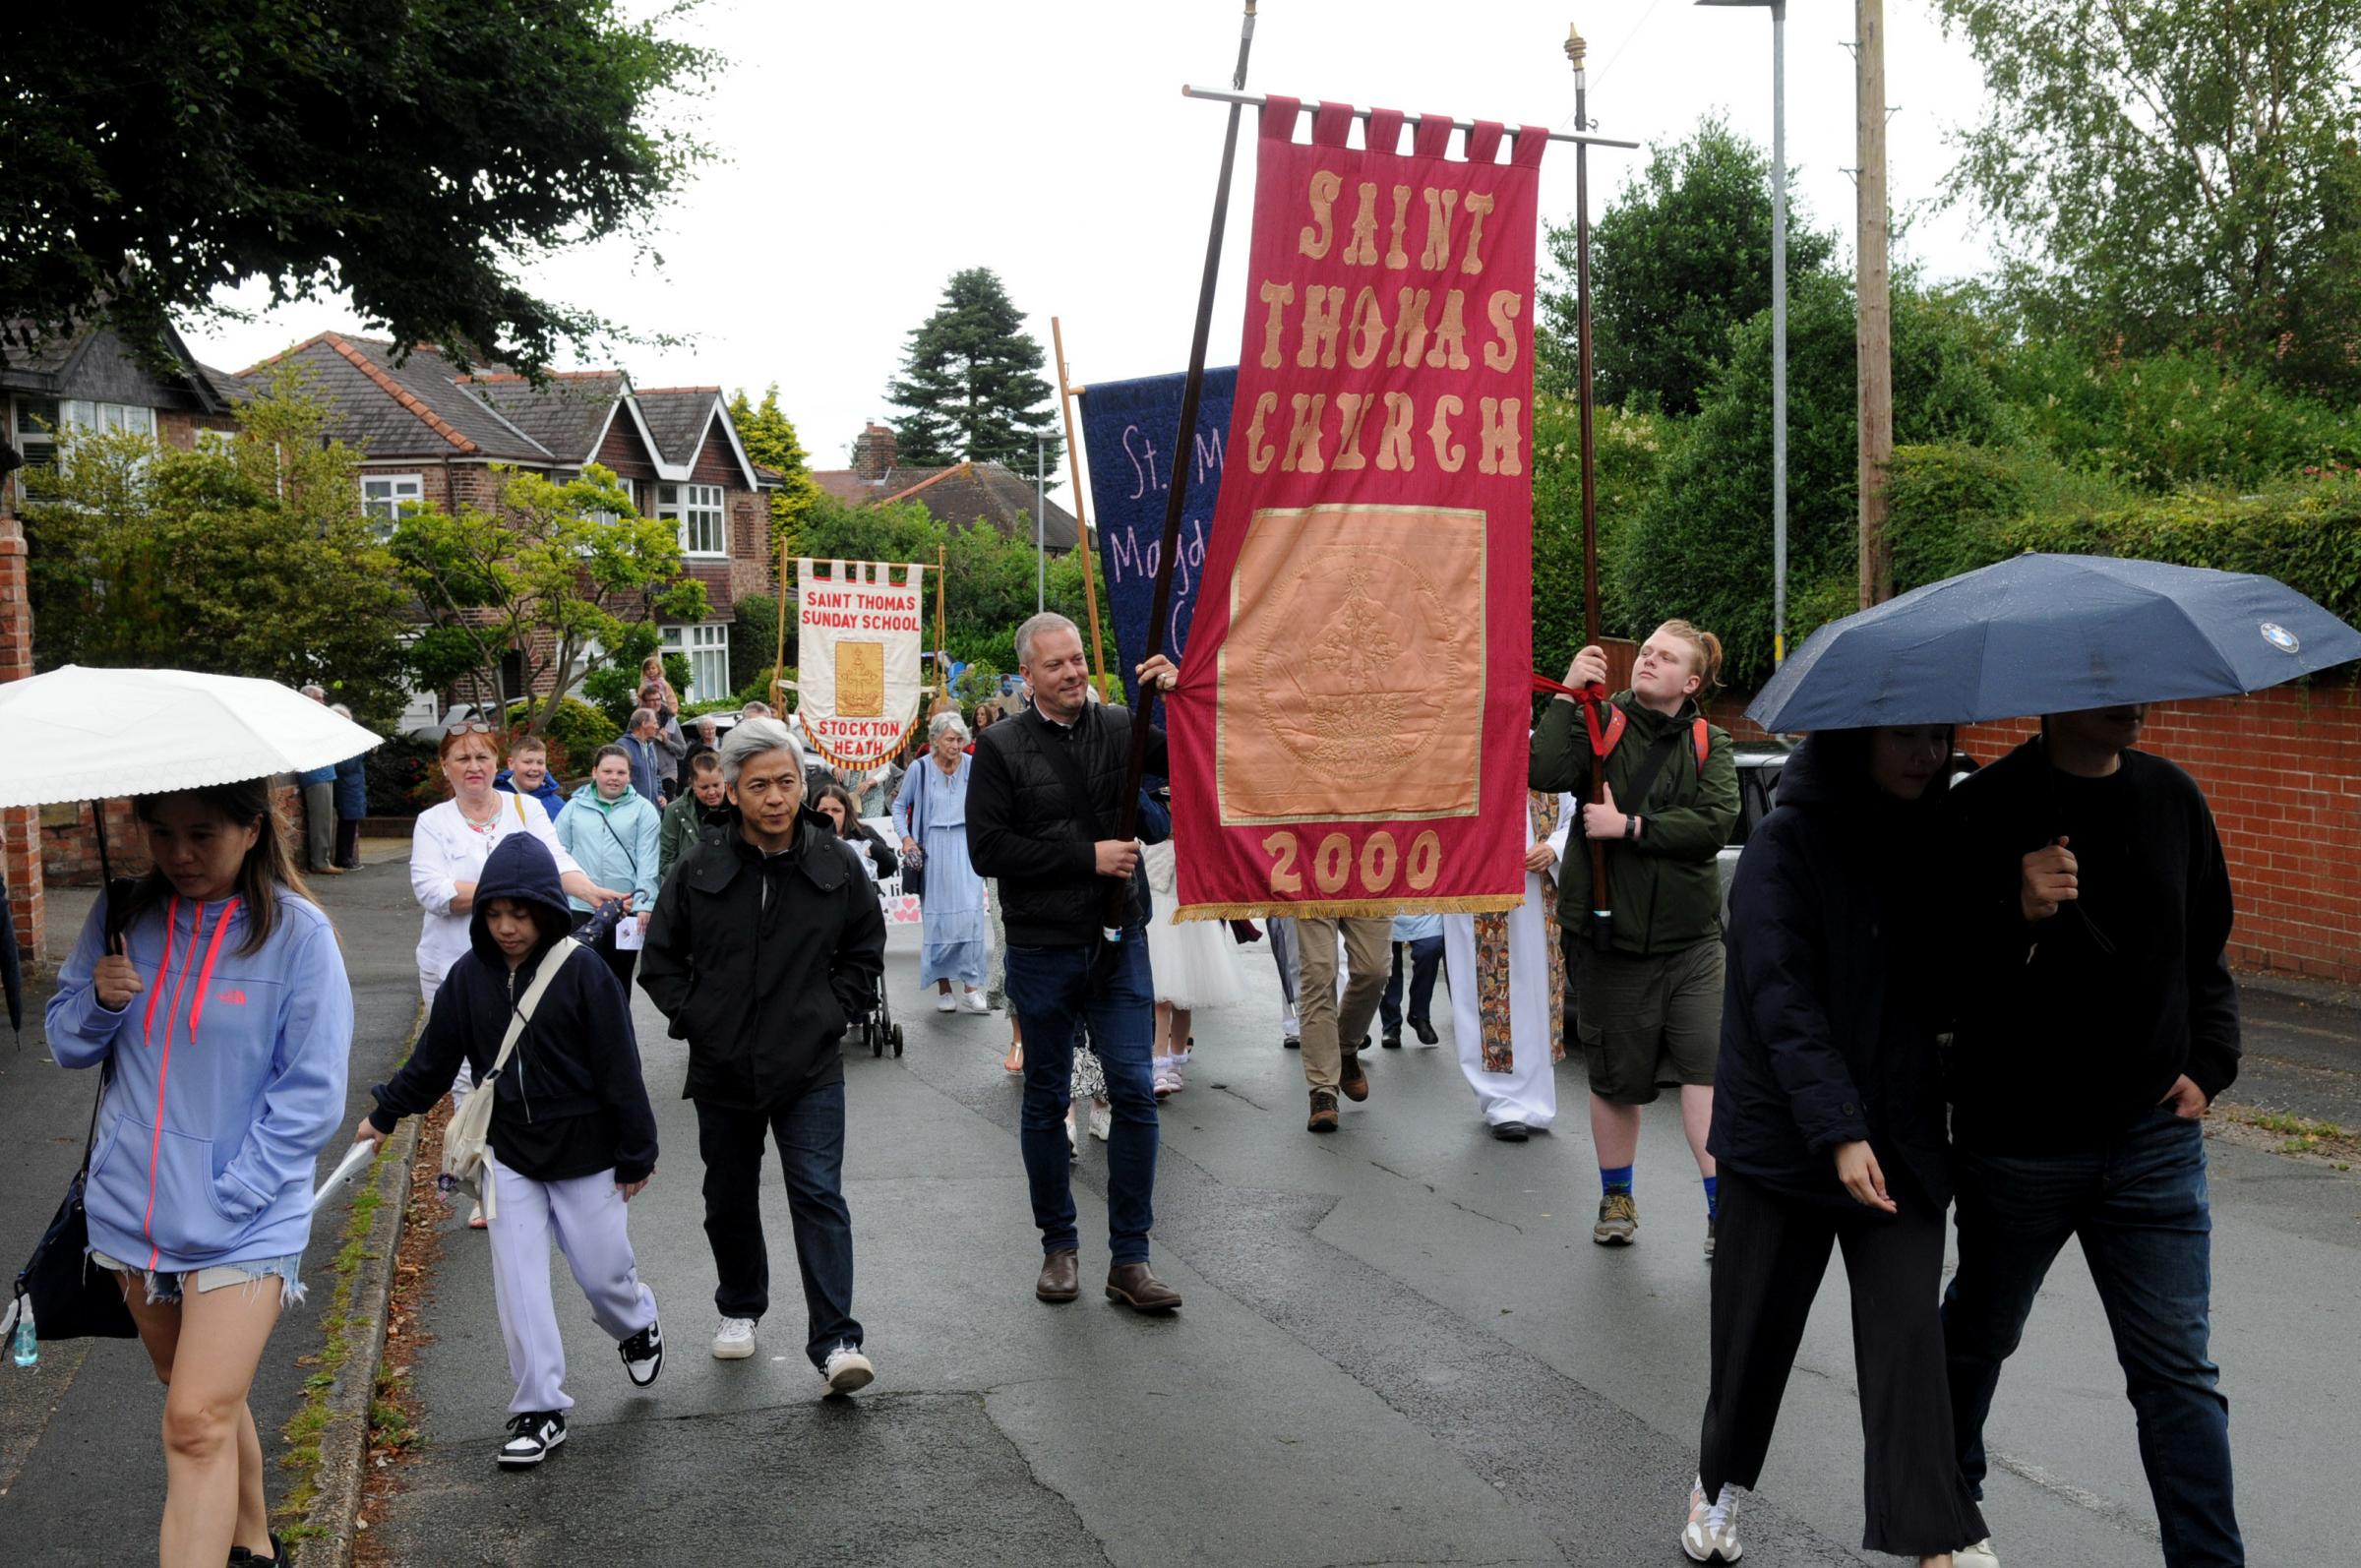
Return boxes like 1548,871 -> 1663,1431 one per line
457,796 -> 504,833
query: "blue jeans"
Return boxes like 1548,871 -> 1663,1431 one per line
1379,935 -> 1443,1033
1943,1109 -> 2241,1566
695,1083 -> 860,1369
1003,935 -> 1158,1264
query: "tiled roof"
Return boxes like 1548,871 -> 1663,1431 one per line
812,459 -> 1080,550
241,333 -> 554,462
633,388 -> 721,466
2,317 -> 233,413
463,371 -> 628,465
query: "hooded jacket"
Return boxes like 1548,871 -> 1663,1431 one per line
48,886 -> 351,1273
1708,732 -> 1953,1210
639,806 -> 886,1109
496,768 -> 568,818
555,782 -> 661,915
369,834 -> 658,1182
658,788 -> 732,880
1530,692 -> 1738,956
333,752 -> 370,819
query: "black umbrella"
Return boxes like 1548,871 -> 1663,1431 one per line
1750,554 -> 2361,732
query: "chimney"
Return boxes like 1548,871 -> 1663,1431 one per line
853,422 -> 898,481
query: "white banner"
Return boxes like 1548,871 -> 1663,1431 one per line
797,558 -> 927,768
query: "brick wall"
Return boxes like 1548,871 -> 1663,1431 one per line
2,517 -> 40,961
1707,681 -> 2361,985
41,799 -> 151,885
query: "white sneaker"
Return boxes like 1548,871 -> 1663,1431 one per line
935,994 -> 956,1013
1088,1102 -> 1112,1141
1955,1539 -> 2000,1568
959,990 -> 992,1013
820,1343 -> 875,1395
711,1315 -> 757,1359
1680,1477 -> 1742,1563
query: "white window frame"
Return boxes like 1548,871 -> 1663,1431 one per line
657,481 -> 726,557
660,622 -> 732,704
195,427 -> 239,453
61,400 -> 157,440
360,473 -> 425,537
587,475 -> 637,527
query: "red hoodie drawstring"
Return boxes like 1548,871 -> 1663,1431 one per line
137,896 -> 242,1268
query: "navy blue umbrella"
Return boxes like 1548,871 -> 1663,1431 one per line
1749,554 -> 2361,733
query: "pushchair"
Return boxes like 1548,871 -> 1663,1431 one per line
862,852 -> 907,1057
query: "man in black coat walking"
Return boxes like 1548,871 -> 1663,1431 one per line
639,718 -> 887,1394
1942,704 -> 2244,1568
966,612 -> 1182,1313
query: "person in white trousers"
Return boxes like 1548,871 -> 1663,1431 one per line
359,833 -> 663,1468
1442,790 -> 1575,1140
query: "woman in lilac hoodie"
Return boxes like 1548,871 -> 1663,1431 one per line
47,776 -> 352,1568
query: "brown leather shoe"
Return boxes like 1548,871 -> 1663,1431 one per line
1307,1088 -> 1340,1132
1035,1248 -> 1079,1303
1105,1262 -> 1181,1312
1338,1047 -> 1370,1103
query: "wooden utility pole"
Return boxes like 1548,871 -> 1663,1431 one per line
1854,0 -> 1892,607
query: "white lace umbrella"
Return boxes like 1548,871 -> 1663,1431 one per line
0,664 -> 384,809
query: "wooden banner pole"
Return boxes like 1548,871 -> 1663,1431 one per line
772,532 -> 794,708
1051,315 -> 1108,688
1106,0 -> 1257,934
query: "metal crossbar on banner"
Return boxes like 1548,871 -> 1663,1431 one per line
1180,86 -> 1640,150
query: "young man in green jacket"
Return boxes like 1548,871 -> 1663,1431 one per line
1531,621 -> 1740,1255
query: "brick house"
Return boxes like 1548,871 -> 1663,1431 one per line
1,318 -> 243,511
245,334 -> 775,713
813,422 -> 1083,549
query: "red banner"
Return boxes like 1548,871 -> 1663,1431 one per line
1167,97 -> 1545,919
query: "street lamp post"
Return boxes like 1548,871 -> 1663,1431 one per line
1698,0 -> 1787,665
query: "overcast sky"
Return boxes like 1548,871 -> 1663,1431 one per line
187,0 -> 1995,486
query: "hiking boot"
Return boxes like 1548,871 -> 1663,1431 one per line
1338,1047 -> 1370,1103
498,1410 -> 567,1468
1680,1477 -> 1742,1562
1594,1191 -> 1640,1245
618,1316 -> 664,1387
1307,1088 -> 1340,1132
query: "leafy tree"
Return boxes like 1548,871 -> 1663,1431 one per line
2,1 -> 714,377
884,269 -> 1060,470
727,384 -> 824,560
21,370 -> 414,724
1616,275 -> 2017,690
1936,0 -> 2361,394
391,463 -> 710,736
1530,396 -> 1675,686
1539,115 -> 1838,413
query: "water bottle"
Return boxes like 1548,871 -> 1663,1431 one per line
10,1307 -> 35,1368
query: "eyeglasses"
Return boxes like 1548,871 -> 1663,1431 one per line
444,720 -> 497,737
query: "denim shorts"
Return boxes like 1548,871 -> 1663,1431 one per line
89,1247 -> 306,1309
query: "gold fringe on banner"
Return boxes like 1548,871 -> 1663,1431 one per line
797,716 -> 924,775
1173,894 -> 1525,922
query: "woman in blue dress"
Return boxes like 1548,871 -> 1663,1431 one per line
893,710 -> 991,1012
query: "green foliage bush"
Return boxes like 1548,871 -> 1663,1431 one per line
731,592 -> 782,692
532,696 -> 620,774
1531,397 -> 1672,682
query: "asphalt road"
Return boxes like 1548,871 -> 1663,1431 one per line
359,920 -> 2358,1567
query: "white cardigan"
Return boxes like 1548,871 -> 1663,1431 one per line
408,794 -> 582,1000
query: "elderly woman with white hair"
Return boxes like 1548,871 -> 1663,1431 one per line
893,709 -> 991,1012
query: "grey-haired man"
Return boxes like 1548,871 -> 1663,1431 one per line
639,718 -> 886,1394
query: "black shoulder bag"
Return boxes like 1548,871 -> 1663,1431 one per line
9,1064 -> 138,1345
900,764 -> 926,900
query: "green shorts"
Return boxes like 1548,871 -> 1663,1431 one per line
1573,937 -> 1725,1105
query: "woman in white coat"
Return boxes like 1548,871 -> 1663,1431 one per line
1442,791 -> 1575,1140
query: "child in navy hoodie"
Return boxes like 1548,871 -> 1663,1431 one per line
356,833 -> 663,1468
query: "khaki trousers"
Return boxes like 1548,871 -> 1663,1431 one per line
1295,915 -> 1391,1092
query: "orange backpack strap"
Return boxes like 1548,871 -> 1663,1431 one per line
1691,718 -> 1710,770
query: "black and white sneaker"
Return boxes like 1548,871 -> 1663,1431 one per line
619,1317 -> 664,1387
498,1410 -> 567,1468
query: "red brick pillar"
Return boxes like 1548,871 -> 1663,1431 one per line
0,515 -> 43,963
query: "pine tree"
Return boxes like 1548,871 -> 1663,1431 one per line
884,269 -> 1060,471
727,384 -> 824,563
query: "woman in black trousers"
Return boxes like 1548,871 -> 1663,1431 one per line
1682,726 -> 1984,1566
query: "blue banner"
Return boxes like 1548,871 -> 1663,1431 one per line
1076,367 -> 1235,706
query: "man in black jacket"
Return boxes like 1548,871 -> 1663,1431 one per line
967,612 -> 1182,1313
639,718 -> 887,1394
1941,704 -> 2243,1568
